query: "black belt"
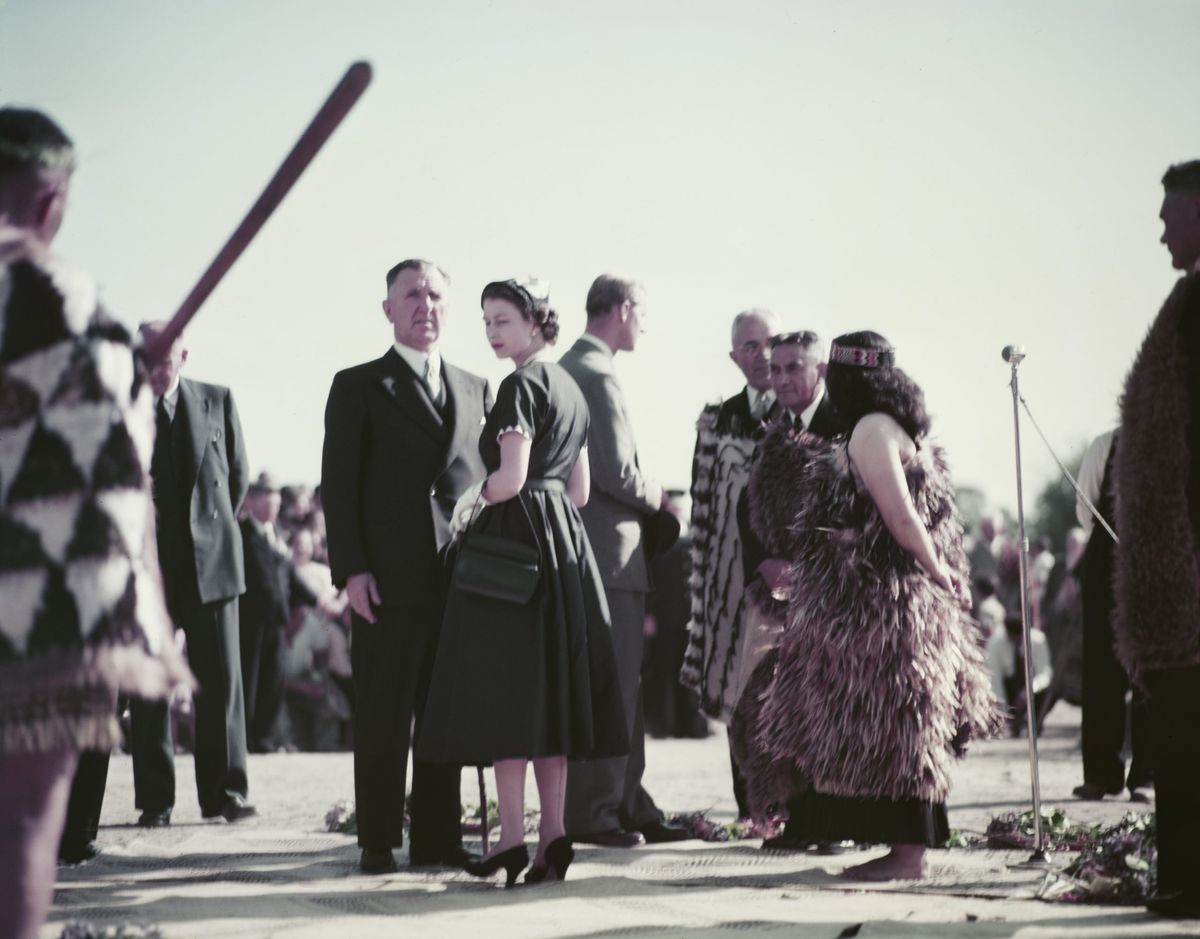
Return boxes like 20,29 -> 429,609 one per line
523,479 -> 565,493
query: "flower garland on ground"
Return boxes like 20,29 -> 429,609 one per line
951,808 -> 1157,905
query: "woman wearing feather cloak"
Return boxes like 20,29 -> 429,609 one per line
732,330 -> 1001,881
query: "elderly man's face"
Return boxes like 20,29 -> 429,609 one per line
1160,192 -> 1200,271
770,344 -> 824,414
729,316 -> 773,392
140,324 -> 187,397
384,265 -> 448,352
618,287 -> 647,353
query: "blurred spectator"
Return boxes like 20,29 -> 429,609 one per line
987,614 -> 1052,737
239,473 -> 316,752
974,576 -> 1005,639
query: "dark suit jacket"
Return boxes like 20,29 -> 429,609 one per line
160,377 -> 250,607
321,348 -> 491,610
738,391 -> 848,582
239,519 -> 317,633
714,387 -> 779,438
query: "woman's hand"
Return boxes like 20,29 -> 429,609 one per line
932,563 -> 971,610
449,480 -> 487,537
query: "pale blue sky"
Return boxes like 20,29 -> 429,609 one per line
3,0 -> 1197,517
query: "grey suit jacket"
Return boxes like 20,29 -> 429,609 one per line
559,336 -> 661,593
172,377 -> 250,605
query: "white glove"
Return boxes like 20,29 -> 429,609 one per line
449,480 -> 488,538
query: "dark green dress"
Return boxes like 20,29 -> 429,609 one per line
416,361 -> 629,765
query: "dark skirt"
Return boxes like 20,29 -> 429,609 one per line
788,791 -> 950,847
415,489 -> 629,766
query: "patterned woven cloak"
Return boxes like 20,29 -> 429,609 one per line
0,242 -> 187,754
680,403 -> 757,720
732,430 -> 1001,817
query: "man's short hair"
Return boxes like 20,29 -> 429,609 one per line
385,258 -> 450,290
1163,160 -> 1200,195
730,307 -> 778,346
0,107 -> 75,179
769,330 -> 823,352
585,274 -> 638,319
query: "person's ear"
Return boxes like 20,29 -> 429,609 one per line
729,349 -> 738,367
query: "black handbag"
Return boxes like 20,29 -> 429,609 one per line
452,491 -> 541,605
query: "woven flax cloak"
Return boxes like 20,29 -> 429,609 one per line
0,245 -> 186,754
733,427 -> 1001,816
679,403 -> 757,720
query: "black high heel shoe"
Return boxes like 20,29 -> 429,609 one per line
524,837 -> 575,884
463,843 -> 529,888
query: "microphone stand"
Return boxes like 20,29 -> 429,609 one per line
1002,345 -> 1052,867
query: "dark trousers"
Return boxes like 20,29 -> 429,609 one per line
730,739 -> 749,819
240,616 -> 286,751
565,588 -> 662,835
59,749 -> 110,851
1081,610 -> 1152,790
351,603 -> 461,853
130,597 -> 249,815
1145,666 -> 1200,898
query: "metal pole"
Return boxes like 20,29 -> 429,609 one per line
1004,346 -> 1051,866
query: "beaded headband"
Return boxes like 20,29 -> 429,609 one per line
828,342 -> 895,368
0,136 -> 76,172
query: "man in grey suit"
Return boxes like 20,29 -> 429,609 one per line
558,274 -> 691,847
128,323 -> 256,826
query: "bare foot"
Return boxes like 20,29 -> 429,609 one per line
840,846 -> 927,881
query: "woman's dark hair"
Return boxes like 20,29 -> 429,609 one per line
480,280 -> 560,344
825,330 -> 930,439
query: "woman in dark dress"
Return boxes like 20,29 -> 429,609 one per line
733,331 -> 1001,881
418,278 -> 627,887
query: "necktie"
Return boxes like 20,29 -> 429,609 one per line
151,397 -> 174,494
753,391 -> 769,420
423,356 -> 443,409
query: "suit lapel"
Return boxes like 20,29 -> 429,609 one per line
376,348 -> 444,442
179,378 -> 208,496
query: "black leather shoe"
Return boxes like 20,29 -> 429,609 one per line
1147,890 -> 1200,918
409,845 -> 479,867
203,796 -> 258,822
59,840 -> 100,864
359,848 -> 397,874
137,808 -> 172,828
1071,782 -> 1122,801
639,821 -> 693,844
573,828 -> 644,848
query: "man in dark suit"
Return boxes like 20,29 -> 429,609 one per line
130,322 -> 255,826
239,473 -> 316,753
559,274 -> 690,847
737,330 -> 850,851
321,258 -> 491,874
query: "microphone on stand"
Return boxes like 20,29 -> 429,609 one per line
1002,344 -> 1026,365
1001,340 -> 1051,867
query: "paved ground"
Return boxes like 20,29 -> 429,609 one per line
47,704 -> 1199,938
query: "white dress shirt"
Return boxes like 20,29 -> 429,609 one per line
393,342 -> 442,405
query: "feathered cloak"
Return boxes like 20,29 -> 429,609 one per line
1115,272 -> 1200,675
732,430 -> 1000,816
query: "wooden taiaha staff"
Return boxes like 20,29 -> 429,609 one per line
143,61 -> 373,365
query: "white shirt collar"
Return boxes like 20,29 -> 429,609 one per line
578,332 -> 614,358
393,341 -> 440,378
795,384 -> 826,430
162,375 -> 181,403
